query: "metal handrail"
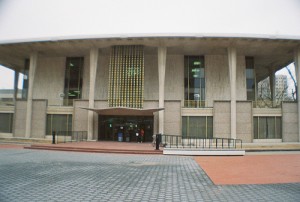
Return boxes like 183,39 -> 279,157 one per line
160,134 -> 242,149
54,131 -> 88,144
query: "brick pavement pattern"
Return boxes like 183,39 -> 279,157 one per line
0,150 -> 299,202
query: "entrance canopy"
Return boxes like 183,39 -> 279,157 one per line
80,107 -> 164,116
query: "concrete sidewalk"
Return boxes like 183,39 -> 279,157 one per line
0,149 -> 299,202
195,153 -> 300,185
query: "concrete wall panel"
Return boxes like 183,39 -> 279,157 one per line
144,54 -> 159,100
206,55 -> 246,107
165,55 -> 184,100
73,100 -> 88,132
164,101 -> 181,135
236,56 -> 247,100
33,57 -> 65,106
236,101 -> 252,143
213,101 -> 230,138
206,55 -> 230,107
95,54 -> 110,100
82,55 -> 90,99
14,101 -> 27,137
282,102 -> 298,142
31,100 -> 47,138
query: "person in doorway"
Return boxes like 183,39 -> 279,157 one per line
136,130 -> 140,143
140,129 -> 144,143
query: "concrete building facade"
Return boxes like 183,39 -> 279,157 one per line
0,38 -> 300,144
0,0 -> 300,144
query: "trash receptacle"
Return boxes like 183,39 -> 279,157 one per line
118,132 -> 123,142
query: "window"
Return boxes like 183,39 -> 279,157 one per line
64,57 -> 84,106
182,116 -> 213,138
246,57 -> 255,101
253,116 -> 282,139
46,114 -> 72,135
0,113 -> 13,133
108,45 -> 144,108
184,56 -> 205,108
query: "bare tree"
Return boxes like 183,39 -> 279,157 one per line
285,65 -> 297,101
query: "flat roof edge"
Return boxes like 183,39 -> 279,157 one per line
0,32 -> 300,45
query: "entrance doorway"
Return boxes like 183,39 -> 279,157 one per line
98,115 -> 153,142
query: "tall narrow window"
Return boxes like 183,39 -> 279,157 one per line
184,56 -> 205,108
253,116 -> 282,139
246,57 -> 255,101
182,116 -> 213,138
108,45 -> 144,108
46,114 -> 72,135
64,57 -> 84,106
0,113 -> 13,133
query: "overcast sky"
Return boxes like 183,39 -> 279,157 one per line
0,0 -> 300,43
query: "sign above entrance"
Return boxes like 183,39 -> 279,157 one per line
80,107 -> 164,116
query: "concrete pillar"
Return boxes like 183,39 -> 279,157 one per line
158,47 -> 167,134
25,52 -> 38,138
88,48 -> 99,140
228,47 -> 237,139
13,71 -> 19,104
269,70 -> 276,105
295,48 -> 300,142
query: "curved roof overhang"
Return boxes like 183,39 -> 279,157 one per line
80,107 -> 164,116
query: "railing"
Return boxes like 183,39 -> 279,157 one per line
160,134 -> 243,149
253,100 -> 282,108
184,100 -> 205,108
54,131 -> 88,144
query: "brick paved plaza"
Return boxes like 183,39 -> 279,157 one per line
0,149 -> 299,202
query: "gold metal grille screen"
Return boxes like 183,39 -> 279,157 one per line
108,45 -> 144,108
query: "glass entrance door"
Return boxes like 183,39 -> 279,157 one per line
98,115 -> 153,142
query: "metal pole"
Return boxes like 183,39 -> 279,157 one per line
155,134 -> 160,150
52,131 -> 56,144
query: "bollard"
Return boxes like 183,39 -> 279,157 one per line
52,131 -> 56,144
155,134 -> 161,150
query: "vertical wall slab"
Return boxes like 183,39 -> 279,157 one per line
73,100 -> 89,132
95,54 -> 110,100
31,100 -> 47,138
206,55 -> 246,107
144,54 -> 159,100
236,101 -> 252,143
213,101 -> 231,138
236,56 -> 247,100
282,102 -> 299,142
164,101 -> 181,135
206,55 -> 230,107
33,57 -> 65,106
165,55 -> 184,101
14,101 -> 27,137
82,55 -> 90,100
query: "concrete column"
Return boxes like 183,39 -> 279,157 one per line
88,48 -> 99,140
228,47 -> 237,139
158,47 -> 167,134
25,52 -> 38,138
269,70 -> 276,104
295,48 -> 300,142
13,71 -> 19,104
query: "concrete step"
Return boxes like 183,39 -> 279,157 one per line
0,137 -> 51,144
243,143 -> 300,151
24,144 -> 163,155
163,148 -> 245,156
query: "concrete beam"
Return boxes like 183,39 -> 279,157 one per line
25,52 -> 38,138
88,48 -> 98,140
